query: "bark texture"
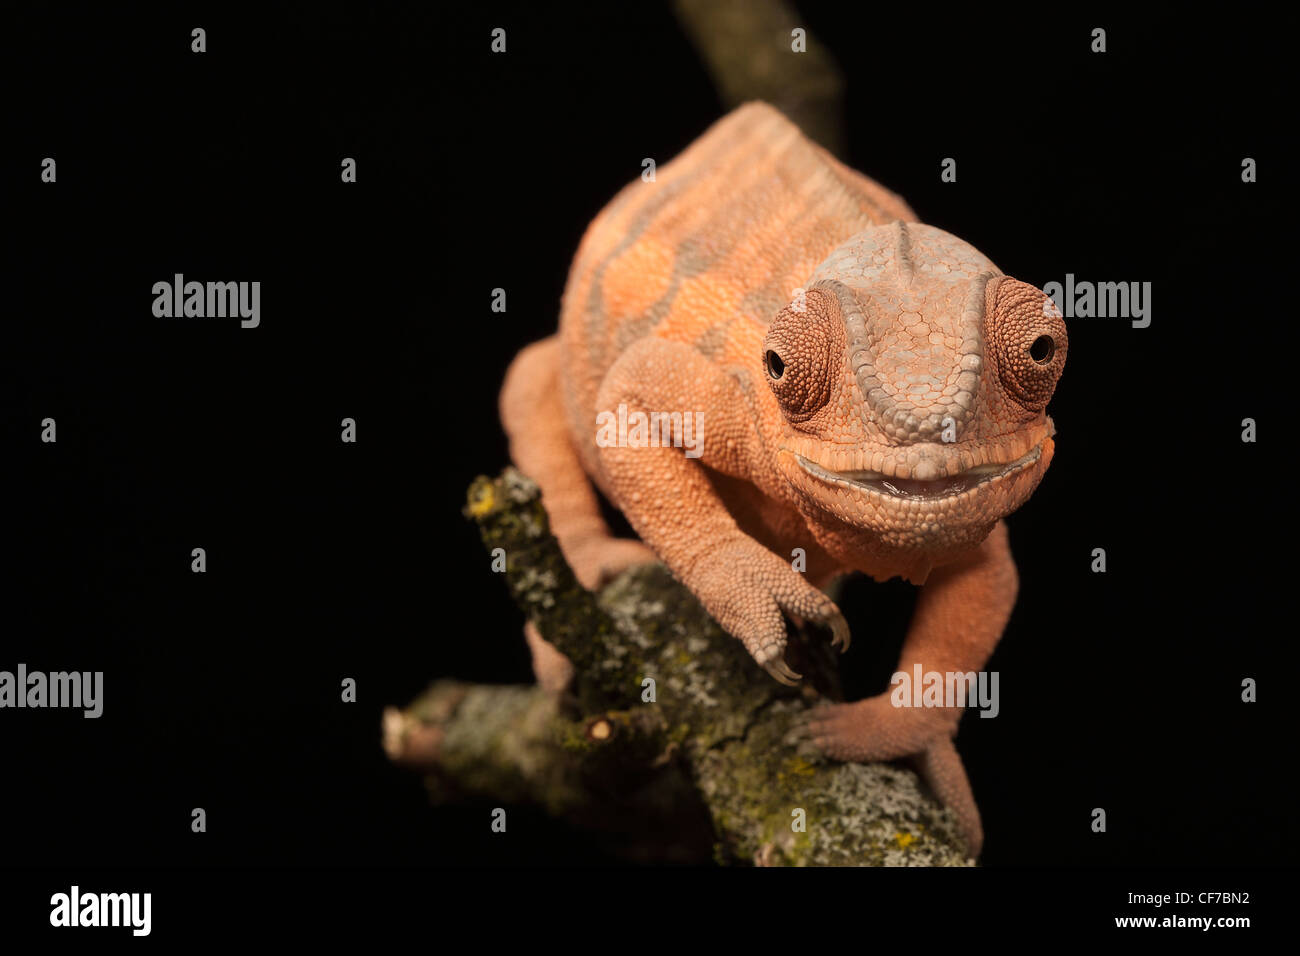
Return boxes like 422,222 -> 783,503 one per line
382,469 -> 972,866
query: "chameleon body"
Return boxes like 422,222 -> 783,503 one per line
500,103 -> 1067,855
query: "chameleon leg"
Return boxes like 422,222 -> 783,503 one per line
805,520 -> 1018,856
523,619 -> 575,693
501,335 -> 656,589
594,337 -> 849,683
915,736 -> 983,856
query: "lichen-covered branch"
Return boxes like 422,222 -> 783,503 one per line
383,469 -> 972,866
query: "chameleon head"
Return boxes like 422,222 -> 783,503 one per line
763,221 -> 1067,556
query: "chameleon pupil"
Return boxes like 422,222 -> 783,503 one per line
766,351 -> 785,378
1029,335 -> 1054,364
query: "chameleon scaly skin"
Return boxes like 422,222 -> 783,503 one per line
500,103 -> 1067,855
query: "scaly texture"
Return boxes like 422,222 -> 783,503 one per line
499,102 -> 1067,856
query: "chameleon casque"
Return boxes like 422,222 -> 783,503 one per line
500,102 -> 1066,856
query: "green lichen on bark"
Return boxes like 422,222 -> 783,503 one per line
388,468 -> 972,865
594,557 -> 970,865
465,470 -> 635,713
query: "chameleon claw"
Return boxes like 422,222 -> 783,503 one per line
829,614 -> 851,653
763,658 -> 803,686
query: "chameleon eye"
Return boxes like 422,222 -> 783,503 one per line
1029,335 -> 1055,364
766,350 -> 785,379
989,278 -> 1067,411
761,292 -> 841,422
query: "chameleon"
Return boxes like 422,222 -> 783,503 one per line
499,102 -> 1067,855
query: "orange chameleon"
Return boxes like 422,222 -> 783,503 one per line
500,102 -> 1067,855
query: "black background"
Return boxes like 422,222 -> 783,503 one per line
2,2 -> 1290,874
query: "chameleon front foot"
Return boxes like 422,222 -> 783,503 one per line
687,538 -> 850,685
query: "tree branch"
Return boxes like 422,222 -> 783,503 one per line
383,469 -> 972,866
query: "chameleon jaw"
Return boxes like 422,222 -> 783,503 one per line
794,442 -> 1043,502
776,432 -> 1056,556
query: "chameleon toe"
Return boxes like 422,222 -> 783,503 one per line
764,658 -> 803,685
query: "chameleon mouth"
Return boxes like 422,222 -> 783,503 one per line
794,442 -> 1043,501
